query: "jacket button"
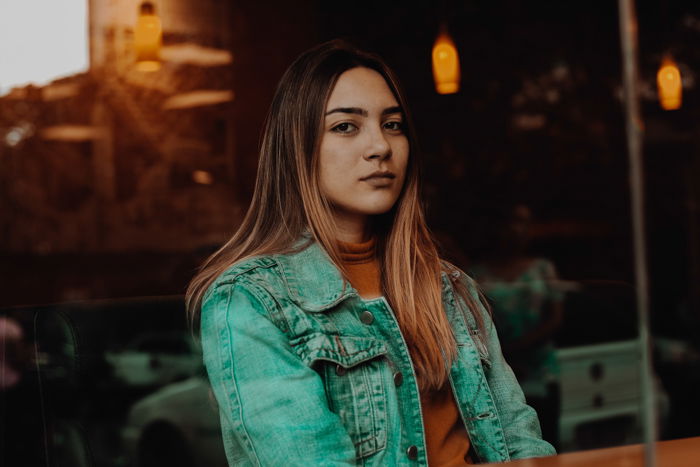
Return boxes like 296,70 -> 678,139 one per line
393,371 -> 403,387
406,445 -> 418,460
360,310 -> 375,325
335,364 -> 347,376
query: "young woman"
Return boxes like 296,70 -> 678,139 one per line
187,40 -> 555,466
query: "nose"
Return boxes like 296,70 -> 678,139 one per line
363,126 -> 391,161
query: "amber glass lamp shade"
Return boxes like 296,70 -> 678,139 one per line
134,2 -> 162,72
657,57 -> 682,111
432,31 -> 461,95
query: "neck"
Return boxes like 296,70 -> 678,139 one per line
332,210 -> 370,243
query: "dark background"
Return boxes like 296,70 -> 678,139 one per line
2,1 -> 700,464
3,1 -> 699,326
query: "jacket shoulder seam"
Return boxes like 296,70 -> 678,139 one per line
214,257 -> 278,286
202,257 -> 278,303
209,261 -> 291,335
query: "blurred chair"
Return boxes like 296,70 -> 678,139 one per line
556,339 -> 642,451
553,280 -> 667,451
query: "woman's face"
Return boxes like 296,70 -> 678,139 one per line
318,67 -> 409,229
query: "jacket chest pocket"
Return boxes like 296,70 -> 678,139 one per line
290,332 -> 389,460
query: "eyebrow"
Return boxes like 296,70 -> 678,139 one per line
324,106 -> 403,117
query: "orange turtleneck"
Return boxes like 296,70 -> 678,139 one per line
338,237 -> 382,299
337,238 -> 473,466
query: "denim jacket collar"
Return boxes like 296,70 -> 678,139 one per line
274,237 -> 459,313
274,239 -> 357,312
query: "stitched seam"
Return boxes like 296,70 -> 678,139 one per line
362,362 -> 377,456
219,284 -> 262,466
457,340 -> 507,462
291,343 -> 381,358
215,260 -> 276,285
257,264 -> 292,334
485,320 -> 511,460
345,368 -> 378,453
204,260 -> 276,303
334,335 -> 348,357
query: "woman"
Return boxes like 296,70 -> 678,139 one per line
187,40 -> 555,466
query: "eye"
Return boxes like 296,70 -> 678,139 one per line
383,120 -> 404,133
330,122 -> 358,134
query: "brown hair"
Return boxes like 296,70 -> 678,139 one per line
186,39 -> 485,391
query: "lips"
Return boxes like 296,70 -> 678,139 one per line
360,171 -> 396,188
360,171 -> 396,181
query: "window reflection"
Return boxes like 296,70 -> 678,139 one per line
2,1 -> 700,466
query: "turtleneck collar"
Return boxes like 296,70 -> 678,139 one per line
337,237 -> 376,265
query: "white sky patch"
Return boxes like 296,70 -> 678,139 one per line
0,0 -> 89,96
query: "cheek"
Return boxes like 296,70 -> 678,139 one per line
320,156 -> 344,183
395,142 -> 410,180
319,165 -> 337,198
318,148 -> 355,196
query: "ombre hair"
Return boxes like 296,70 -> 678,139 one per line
187,39 -> 486,391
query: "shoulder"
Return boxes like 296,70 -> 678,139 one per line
440,259 -> 480,292
213,255 -> 279,286
440,260 -> 493,358
198,254 -> 300,342
202,254 -> 287,311
440,259 -> 489,318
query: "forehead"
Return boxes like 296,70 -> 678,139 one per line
325,67 -> 398,109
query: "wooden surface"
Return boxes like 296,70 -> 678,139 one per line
484,437 -> 700,467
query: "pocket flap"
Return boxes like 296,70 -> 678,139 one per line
290,333 -> 388,368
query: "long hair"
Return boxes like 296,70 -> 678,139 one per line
187,39 -> 485,391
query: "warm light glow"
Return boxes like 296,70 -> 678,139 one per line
162,90 -> 235,110
192,170 -> 214,185
161,43 -> 233,67
0,0 -> 88,95
657,57 -> 682,111
40,125 -> 105,142
432,32 -> 461,94
135,61 -> 161,72
134,2 -> 162,72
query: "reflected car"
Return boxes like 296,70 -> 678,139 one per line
105,332 -> 202,387
122,376 -> 226,467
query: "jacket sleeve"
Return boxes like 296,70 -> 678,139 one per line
465,275 -> 557,460
200,276 -> 357,466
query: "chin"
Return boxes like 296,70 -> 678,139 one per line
362,200 -> 399,216
334,194 -> 401,218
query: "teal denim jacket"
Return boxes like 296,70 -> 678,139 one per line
200,240 -> 556,466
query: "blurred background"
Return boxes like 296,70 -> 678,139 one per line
1,1 -> 699,466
